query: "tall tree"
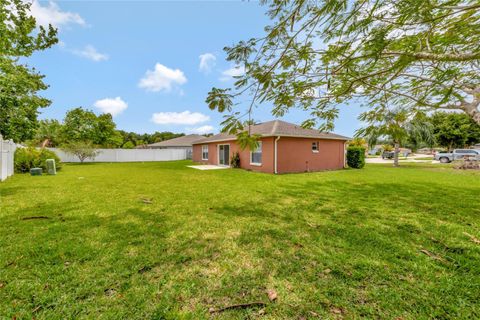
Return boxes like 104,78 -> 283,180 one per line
431,112 -> 480,150
95,114 -> 123,147
61,108 -> 121,147
0,0 -> 58,142
206,0 -> 480,141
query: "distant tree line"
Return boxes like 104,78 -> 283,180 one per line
116,130 -> 185,149
30,107 -> 186,149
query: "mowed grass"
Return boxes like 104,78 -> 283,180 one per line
1,161 -> 479,319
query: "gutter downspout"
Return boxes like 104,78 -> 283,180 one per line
344,141 -> 348,168
274,136 -> 281,174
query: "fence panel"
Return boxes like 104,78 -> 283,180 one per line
48,148 -> 187,163
0,136 -> 17,181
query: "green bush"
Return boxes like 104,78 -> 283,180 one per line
122,141 -> 135,149
14,147 -> 62,173
230,152 -> 240,168
347,146 -> 366,169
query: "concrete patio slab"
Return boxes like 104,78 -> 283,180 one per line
187,165 -> 229,170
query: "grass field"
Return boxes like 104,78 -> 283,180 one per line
1,161 -> 479,319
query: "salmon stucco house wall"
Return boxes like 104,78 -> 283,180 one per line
192,120 -> 350,174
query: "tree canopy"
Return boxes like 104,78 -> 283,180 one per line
206,0 -> 480,139
0,0 -> 58,142
61,108 -> 122,147
430,112 -> 480,150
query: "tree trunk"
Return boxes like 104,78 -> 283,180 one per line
465,104 -> 480,125
394,142 -> 400,167
474,112 -> 480,125
461,88 -> 480,125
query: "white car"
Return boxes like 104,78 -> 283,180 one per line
434,149 -> 480,163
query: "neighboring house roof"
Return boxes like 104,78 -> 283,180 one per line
192,120 -> 350,144
147,134 -> 205,148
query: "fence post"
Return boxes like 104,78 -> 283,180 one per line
0,134 -> 3,181
6,140 -> 10,177
8,139 -> 14,177
6,140 -> 9,178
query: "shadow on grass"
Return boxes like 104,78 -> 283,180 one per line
203,177 -> 480,317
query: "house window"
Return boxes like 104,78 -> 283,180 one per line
202,145 -> 209,160
250,141 -> 262,165
312,142 -> 319,153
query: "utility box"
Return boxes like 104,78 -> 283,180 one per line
30,168 -> 43,176
46,159 -> 56,175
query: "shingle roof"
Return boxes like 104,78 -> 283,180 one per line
192,120 -> 350,144
147,134 -> 205,147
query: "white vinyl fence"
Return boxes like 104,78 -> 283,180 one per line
49,148 -> 188,163
0,136 -> 16,181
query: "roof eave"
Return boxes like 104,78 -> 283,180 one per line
193,134 -> 350,144
192,138 -> 236,144
273,134 -> 351,141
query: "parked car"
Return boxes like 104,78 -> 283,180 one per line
382,151 -> 395,159
434,149 -> 480,163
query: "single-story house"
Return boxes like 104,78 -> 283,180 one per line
145,134 -> 205,159
192,120 -> 350,174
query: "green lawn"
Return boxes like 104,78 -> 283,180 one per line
1,161 -> 479,319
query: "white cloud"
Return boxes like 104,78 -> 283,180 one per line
93,97 -> 128,116
187,125 -> 215,134
73,45 -> 109,62
151,111 -> 209,125
199,53 -> 216,74
138,63 -> 187,92
220,65 -> 245,81
30,0 -> 85,28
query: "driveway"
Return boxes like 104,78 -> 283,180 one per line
366,157 -> 439,164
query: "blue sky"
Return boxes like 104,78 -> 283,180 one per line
28,0 -> 363,136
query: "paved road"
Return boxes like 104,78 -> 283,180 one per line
366,157 -> 439,164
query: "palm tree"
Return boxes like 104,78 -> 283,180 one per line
35,119 -> 62,147
405,118 -> 435,152
357,108 -> 433,167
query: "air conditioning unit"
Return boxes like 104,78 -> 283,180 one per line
30,168 -> 42,176
46,159 -> 56,175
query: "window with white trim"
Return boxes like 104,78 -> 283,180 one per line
312,141 -> 319,153
202,145 -> 209,160
250,141 -> 262,165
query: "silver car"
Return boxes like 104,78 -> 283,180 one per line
435,149 -> 480,163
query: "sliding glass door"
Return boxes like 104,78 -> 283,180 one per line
218,145 -> 230,166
